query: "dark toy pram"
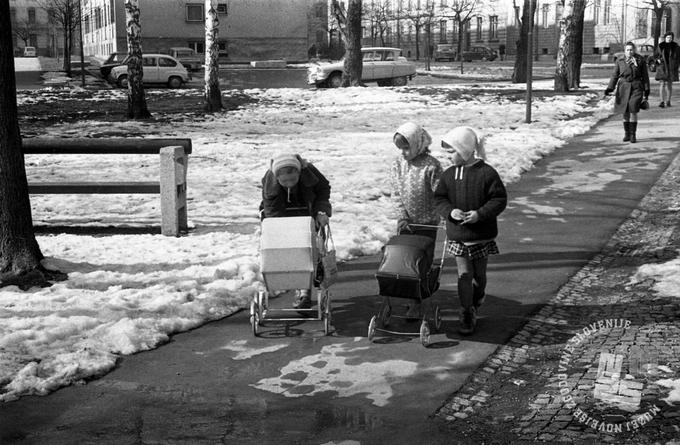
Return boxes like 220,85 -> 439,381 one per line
368,225 -> 446,346
250,215 -> 332,336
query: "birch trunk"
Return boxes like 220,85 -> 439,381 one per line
204,0 -> 223,112
342,0 -> 363,87
124,0 -> 150,119
554,0 -> 576,92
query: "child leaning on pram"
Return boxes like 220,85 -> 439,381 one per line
259,152 -> 332,309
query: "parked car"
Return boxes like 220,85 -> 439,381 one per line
95,52 -> 129,78
434,44 -> 456,62
23,46 -> 36,57
109,54 -> 190,89
308,47 -> 416,88
613,42 -> 655,63
166,47 -> 203,71
461,46 -> 497,62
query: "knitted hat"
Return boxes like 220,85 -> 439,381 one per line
441,127 -> 486,161
270,153 -> 301,176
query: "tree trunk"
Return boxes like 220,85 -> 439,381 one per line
554,0 -> 576,92
512,0 -> 536,84
204,0 -> 223,112
0,5 -> 61,287
62,11 -> 71,75
124,0 -> 150,119
342,0 -> 362,87
569,1 -> 586,89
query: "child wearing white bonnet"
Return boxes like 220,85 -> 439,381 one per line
434,126 -> 507,335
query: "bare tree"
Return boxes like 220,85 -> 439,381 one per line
512,0 -> 537,83
11,19 -> 34,48
38,0 -> 78,75
555,0 -> 586,91
399,3 -> 429,60
124,0 -> 150,119
441,0 -> 480,61
643,0 -> 680,48
0,5 -> 65,288
332,0 -> 363,87
204,0 -> 223,112
364,0 -> 393,46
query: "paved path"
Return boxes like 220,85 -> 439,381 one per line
1,97 -> 679,445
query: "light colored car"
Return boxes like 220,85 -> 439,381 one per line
461,46 -> 497,62
23,46 -> 36,57
434,44 -> 456,62
109,54 -> 190,89
308,47 -> 416,88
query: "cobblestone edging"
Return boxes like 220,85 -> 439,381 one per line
436,152 -> 680,443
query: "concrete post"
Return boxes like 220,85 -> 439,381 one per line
159,146 -> 188,236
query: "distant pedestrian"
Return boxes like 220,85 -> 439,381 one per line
434,127 -> 507,335
390,122 -> 443,319
259,152 -> 332,309
605,41 -> 650,143
654,32 -> 680,108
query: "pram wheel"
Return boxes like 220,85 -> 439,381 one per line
433,305 -> 442,331
379,303 -> 391,327
368,316 -> 377,341
323,312 -> 332,335
419,320 -> 430,347
250,301 -> 260,337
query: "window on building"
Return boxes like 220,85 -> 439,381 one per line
84,15 -> 90,34
28,7 -> 36,24
593,47 -> 600,54
29,34 -> 38,47
217,3 -> 228,14
440,20 -> 446,42
662,8 -> 671,34
452,20 -> 458,41
95,8 -> 102,29
188,41 -> 205,53
593,0 -> 600,25
218,40 -> 228,54
186,4 -> 204,22
604,0 -> 611,25
489,15 -> 498,40
476,16 -> 482,41
542,4 -> 549,28
408,24 -> 413,41
635,9 -> 647,36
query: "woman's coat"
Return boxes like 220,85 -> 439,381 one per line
607,54 -> 650,114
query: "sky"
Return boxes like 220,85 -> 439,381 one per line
1,61 -> 678,404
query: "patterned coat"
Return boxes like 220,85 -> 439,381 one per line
606,54 -> 650,114
389,153 -> 443,225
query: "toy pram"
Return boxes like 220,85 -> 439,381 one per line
250,215 -> 333,336
368,225 -> 446,346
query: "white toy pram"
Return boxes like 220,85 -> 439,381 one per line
368,224 -> 446,347
251,215 -> 333,336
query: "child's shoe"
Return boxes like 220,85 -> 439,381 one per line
458,307 -> 477,335
293,289 -> 312,309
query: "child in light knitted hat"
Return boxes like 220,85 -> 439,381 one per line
260,152 -> 332,310
390,122 -> 443,319
434,127 -> 507,335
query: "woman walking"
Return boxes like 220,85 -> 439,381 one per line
656,32 -> 680,108
605,41 -> 650,143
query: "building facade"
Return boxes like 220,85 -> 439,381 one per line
357,0 -> 680,60
9,0 -> 66,57
79,0 -> 328,63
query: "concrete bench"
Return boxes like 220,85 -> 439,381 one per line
24,138 -> 191,236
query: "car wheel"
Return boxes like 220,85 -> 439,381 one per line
377,80 -> 388,87
391,76 -> 407,87
327,72 -> 342,88
117,75 -> 128,89
168,76 -> 183,89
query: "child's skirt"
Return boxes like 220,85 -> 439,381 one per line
446,240 -> 499,260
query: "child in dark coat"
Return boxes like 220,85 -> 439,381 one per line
260,152 -> 332,309
434,127 -> 507,335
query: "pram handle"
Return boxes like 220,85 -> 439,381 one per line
405,223 -> 445,230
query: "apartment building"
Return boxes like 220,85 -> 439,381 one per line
80,0 -> 328,63
9,0 -> 66,57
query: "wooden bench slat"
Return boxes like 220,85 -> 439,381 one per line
23,138 -> 192,155
28,182 -> 160,194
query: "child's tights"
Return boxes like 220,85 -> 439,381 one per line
455,255 -> 488,309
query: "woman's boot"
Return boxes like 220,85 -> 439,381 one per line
623,121 -> 630,142
629,122 -> 637,143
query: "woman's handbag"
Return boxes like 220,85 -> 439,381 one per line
318,226 -> 338,288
